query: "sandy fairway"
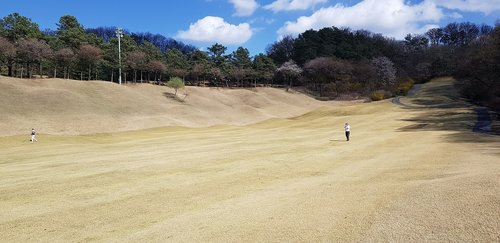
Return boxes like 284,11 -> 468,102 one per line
0,77 -> 499,242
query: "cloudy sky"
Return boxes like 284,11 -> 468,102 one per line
1,0 -> 499,55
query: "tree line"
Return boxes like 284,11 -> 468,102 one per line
0,13 -> 277,86
266,22 -> 498,108
0,13 -> 498,109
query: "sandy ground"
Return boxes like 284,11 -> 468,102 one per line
0,77 -> 499,242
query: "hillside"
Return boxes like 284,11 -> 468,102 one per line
0,76 -> 340,136
1,77 -> 499,242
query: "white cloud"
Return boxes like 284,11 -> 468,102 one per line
449,12 -> 463,19
263,0 -> 327,12
434,0 -> 500,15
249,17 -> 276,25
277,0 -> 444,39
229,0 -> 259,16
176,16 -> 253,45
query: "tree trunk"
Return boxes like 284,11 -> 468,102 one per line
8,64 -> 13,77
88,64 -> 91,81
124,73 -> 127,83
140,71 -> 143,83
39,62 -> 43,78
334,82 -> 340,97
20,66 -> 24,79
54,67 -> 57,78
111,70 -> 114,82
133,69 -> 137,82
27,63 -> 32,79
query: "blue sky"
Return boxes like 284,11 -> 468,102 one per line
1,0 -> 499,56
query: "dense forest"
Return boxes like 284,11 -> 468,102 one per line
0,13 -> 498,110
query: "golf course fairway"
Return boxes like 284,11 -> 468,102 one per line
0,77 -> 499,242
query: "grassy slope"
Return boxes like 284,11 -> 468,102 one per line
0,76 -> 327,136
0,77 -> 499,242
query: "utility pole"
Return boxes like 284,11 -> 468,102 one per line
115,27 -> 123,85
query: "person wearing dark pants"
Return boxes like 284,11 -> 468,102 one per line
344,122 -> 350,141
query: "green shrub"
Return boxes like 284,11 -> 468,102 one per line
370,90 -> 391,101
397,79 -> 415,95
166,77 -> 185,95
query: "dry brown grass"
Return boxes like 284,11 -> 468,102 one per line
0,77 -> 331,136
0,76 -> 499,242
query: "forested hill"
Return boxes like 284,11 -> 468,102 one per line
0,13 -> 499,110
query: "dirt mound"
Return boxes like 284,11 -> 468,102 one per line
0,77 -> 332,136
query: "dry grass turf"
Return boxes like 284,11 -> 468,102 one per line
0,76 -> 499,242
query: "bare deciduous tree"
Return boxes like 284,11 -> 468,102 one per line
54,48 -> 74,79
304,57 -> 353,97
148,60 -> 166,82
0,36 -> 16,76
352,60 -> 377,94
276,60 -> 302,91
126,51 -> 146,83
16,38 -> 52,78
371,56 -> 396,90
190,63 -> 204,85
78,44 -> 102,80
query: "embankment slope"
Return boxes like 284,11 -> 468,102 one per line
0,76 -> 330,136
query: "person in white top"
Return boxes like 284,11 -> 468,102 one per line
344,122 -> 350,141
30,128 -> 37,143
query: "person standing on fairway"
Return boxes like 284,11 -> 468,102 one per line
30,128 -> 37,143
344,122 -> 350,141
